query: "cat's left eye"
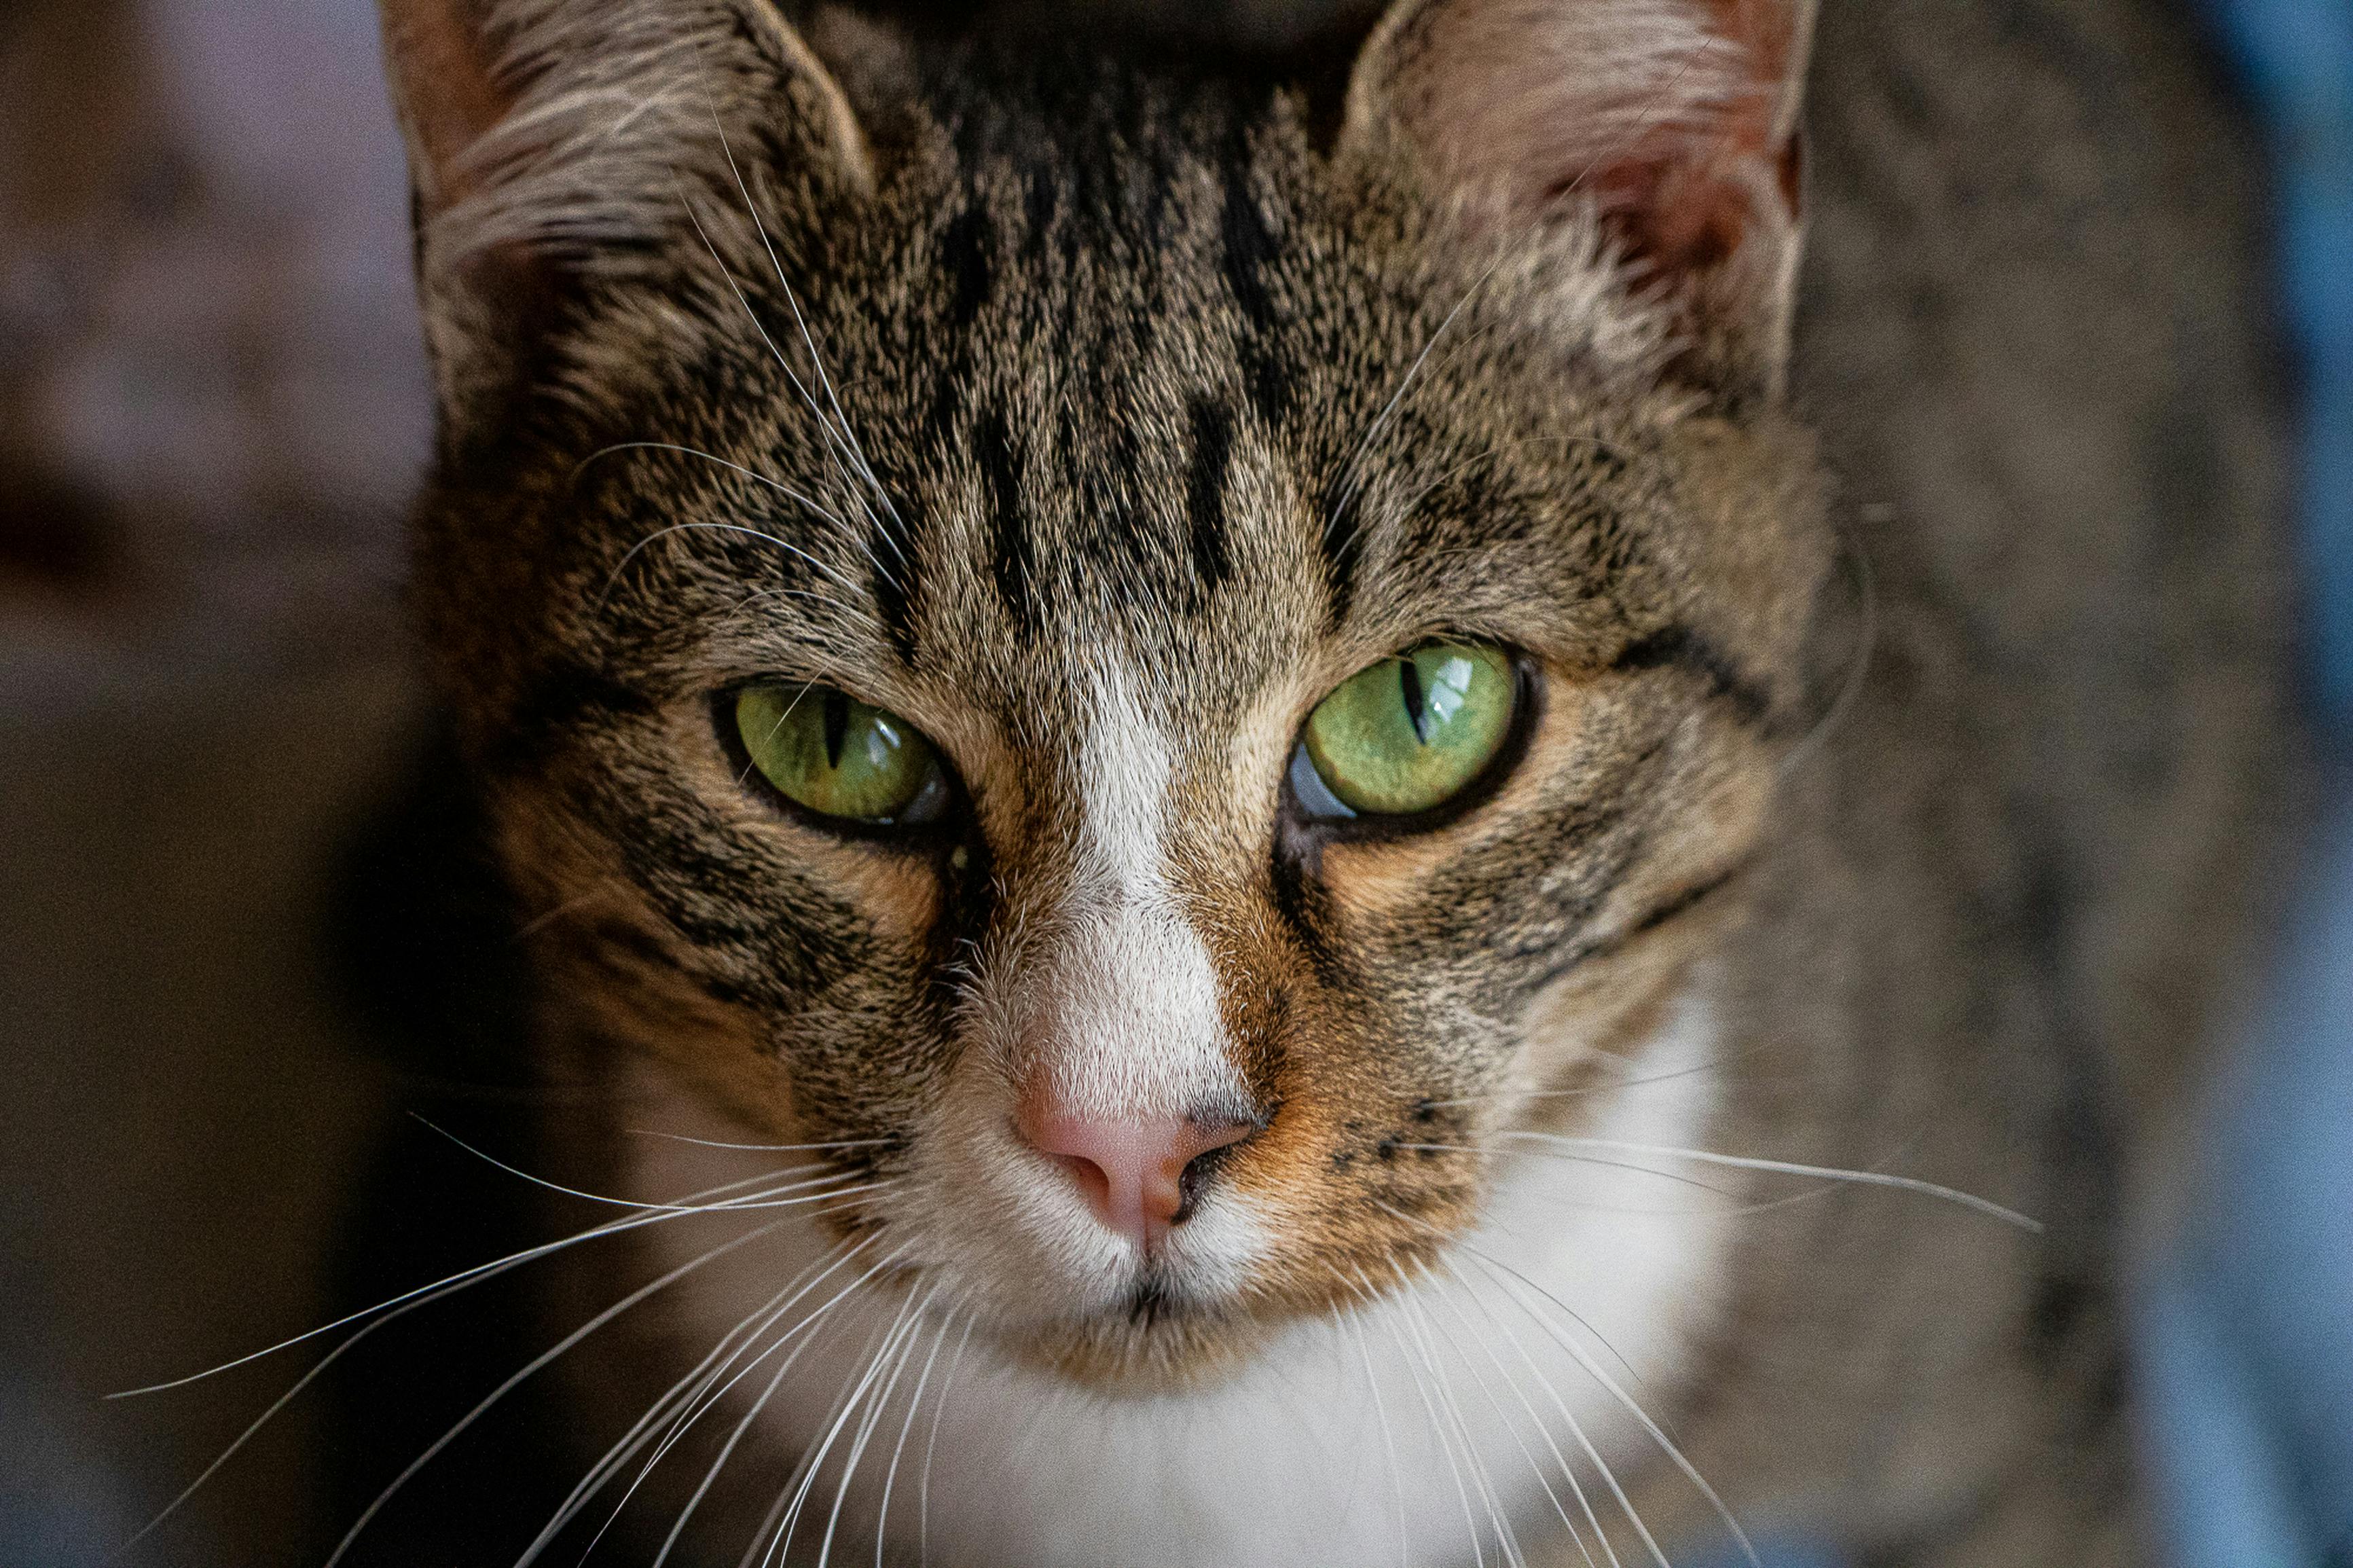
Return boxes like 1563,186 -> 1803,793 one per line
1294,640 -> 1518,820
731,682 -> 950,828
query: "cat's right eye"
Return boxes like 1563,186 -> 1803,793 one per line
731,682 -> 950,828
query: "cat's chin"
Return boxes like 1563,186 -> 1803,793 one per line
993,1297 -> 1282,1396
971,1253 -> 1439,1396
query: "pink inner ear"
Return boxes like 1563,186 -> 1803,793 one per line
1394,0 -> 1804,277
1574,96 -> 1802,276
1565,133 -> 1759,274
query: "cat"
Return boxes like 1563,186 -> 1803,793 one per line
350,0 -> 2296,1562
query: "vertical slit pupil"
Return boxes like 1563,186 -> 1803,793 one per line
1398,657 -> 1430,744
822,690 -> 850,769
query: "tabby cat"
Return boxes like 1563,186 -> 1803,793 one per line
361,0 -> 2292,1561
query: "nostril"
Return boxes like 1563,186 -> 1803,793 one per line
1046,1149 -> 1113,1218
1013,1101 -> 1261,1249
1172,1148 -> 1222,1224
1172,1120 -> 1256,1224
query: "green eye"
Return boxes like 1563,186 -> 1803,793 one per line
1300,642 -> 1516,818
733,682 -> 948,826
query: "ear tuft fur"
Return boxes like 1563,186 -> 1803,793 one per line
425,0 -> 873,272
377,0 -> 877,421
1343,0 -> 1815,399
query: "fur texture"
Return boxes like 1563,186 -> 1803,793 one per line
367,0 -> 2295,1562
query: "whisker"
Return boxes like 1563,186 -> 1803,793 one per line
725,582 -> 891,633
523,1228 -> 885,1565
577,441 -> 849,536
1461,1264 -> 1632,1568
671,166 -> 825,424
623,1131 -> 896,1155
1470,1246 -> 1756,1568
653,1241 -> 908,1459
1324,251 -> 1510,574
1501,1311 -> 1668,1568
1417,1261 -> 1592,1567
1363,1264 -> 1489,1568
741,1311 -> 889,1568
1396,1275 -> 1528,1568
769,1288 -> 927,1567
653,1311 -> 819,1568
704,124 -> 912,584
1396,1143 -> 1742,1201
1489,1133 -> 2043,1231
1438,1260 -> 1608,1568
595,514 -> 868,610
574,439 -> 866,619
1417,1056 -> 1732,1110
116,1165 -> 875,1563
515,885 -> 615,941
550,1255 -> 824,1565
1373,1199 -> 1661,1435
414,1115 -> 871,1213
738,1286 -> 906,1567
1334,1295 -> 1411,1568
582,172 -> 887,610
917,1313 -> 976,1567
874,1304 -> 957,1567
1383,433 -> 1632,549
1776,517 -> 1877,780
732,674 -> 828,793
668,168 -> 904,602
109,1159 -> 832,1400
649,1237 -> 911,1568
816,1287 -> 937,1566
323,1217 -> 793,1567
721,156 -> 910,567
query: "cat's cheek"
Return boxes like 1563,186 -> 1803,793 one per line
1507,912 -> 1729,1131
1226,1133 -> 1484,1313
522,870 -> 805,1138
759,831 -> 946,943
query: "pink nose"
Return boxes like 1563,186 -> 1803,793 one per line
1015,1099 -> 1257,1251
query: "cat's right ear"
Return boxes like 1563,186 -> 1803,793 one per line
377,0 -> 883,429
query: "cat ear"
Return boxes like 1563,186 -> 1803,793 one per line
377,0 -> 881,424
1340,0 -> 1815,399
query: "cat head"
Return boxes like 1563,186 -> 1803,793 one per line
384,0 -> 1830,1387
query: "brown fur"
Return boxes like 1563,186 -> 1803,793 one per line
376,0 -> 2294,1561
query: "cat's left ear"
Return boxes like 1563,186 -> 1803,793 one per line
1339,0 -> 1815,401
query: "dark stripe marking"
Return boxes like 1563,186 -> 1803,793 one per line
1218,150 -> 1292,426
1613,626 -> 1774,728
1317,469 -> 1362,627
870,519 -> 919,662
977,407 -> 1035,633
1185,397 -> 1235,598
1527,855 -> 1752,993
939,202 -> 993,332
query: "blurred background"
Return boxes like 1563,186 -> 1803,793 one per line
0,1 -> 2345,1565
1,0 -> 429,1558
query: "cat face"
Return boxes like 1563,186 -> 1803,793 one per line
390,0 -> 1828,1389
